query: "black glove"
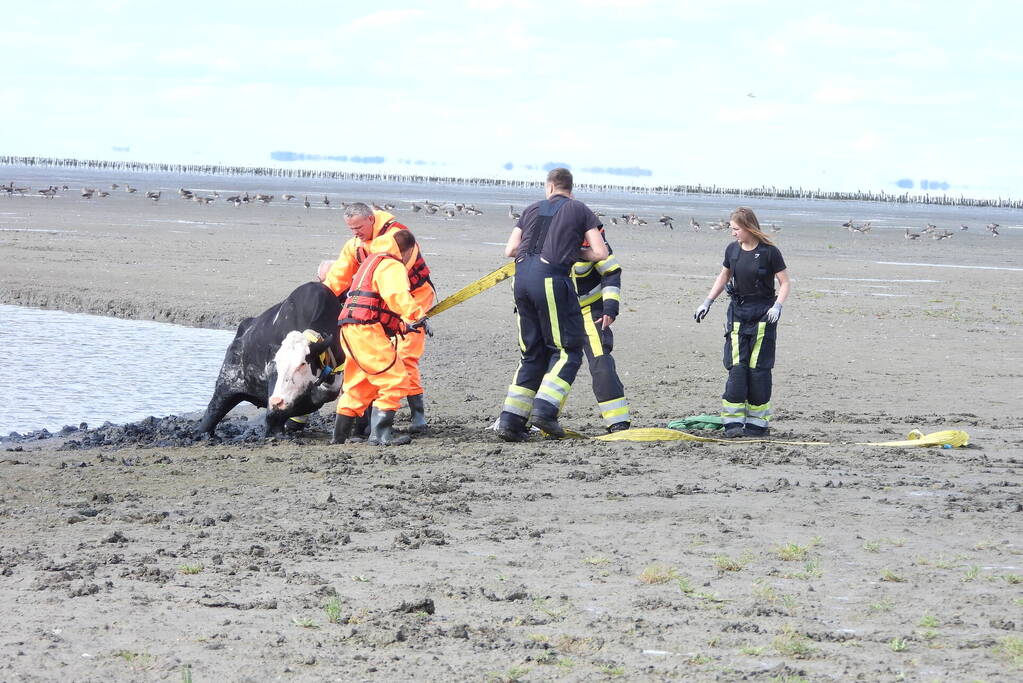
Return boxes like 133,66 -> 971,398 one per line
409,318 -> 433,337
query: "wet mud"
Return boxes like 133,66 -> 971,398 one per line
2,168 -> 1022,680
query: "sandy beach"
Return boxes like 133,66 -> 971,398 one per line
2,166 -> 1022,681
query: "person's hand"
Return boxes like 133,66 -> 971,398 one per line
316,260 -> 335,282
600,314 -> 614,330
694,298 -> 713,323
409,318 -> 433,337
766,303 -> 783,323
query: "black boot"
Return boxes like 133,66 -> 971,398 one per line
330,414 -> 355,444
496,411 -> 529,442
368,409 -> 411,446
407,394 -> 428,434
348,410 -> 371,443
530,403 -> 565,439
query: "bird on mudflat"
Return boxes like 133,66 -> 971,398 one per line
905,228 -> 921,240
689,217 -> 701,232
303,196 -> 310,210
508,205 -> 521,220
960,224 -> 969,231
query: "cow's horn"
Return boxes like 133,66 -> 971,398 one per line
308,335 -> 334,356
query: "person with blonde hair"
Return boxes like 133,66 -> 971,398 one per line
693,207 -> 790,437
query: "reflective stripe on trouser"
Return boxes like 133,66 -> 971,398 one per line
746,401 -> 772,429
721,399 -> 746,427
581,304 -> 629,427
337,324 -> 406,416
721,299 -> 777,423
506,256 -> 584,420
502,383 -> 536,418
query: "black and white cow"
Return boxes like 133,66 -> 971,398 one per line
198,282 -> 344,436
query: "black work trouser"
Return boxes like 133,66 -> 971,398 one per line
721,298 -> 777,429
580,303 -> 630,428
500,256 -> 584,426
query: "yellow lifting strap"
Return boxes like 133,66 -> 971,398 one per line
557,427 -> 970,448
426,261 -> 516,318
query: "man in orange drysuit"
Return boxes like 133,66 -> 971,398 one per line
330,229 -> 426,446
322,203 -> 435,436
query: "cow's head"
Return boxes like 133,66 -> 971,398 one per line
267,330 -> 340,414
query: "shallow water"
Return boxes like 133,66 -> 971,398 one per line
0,305 -> 233,434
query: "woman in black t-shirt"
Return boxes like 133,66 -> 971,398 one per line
693,207 -> 791,438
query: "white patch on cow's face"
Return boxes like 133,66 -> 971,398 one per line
268,331 -> 318,411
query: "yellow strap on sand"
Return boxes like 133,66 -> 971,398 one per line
426,261 -> 516,318
558,427 -> 970,448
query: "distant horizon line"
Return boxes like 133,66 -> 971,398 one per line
2,155 -> 1020,210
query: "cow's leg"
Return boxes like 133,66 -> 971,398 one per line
198,392 -> 246,435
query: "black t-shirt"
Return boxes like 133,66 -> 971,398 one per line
723,241 -> 786,298
516,194 -> 601,266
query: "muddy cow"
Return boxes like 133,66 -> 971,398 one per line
198,282 -> 344,436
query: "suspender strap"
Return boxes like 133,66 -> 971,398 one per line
526,197 -> 569,256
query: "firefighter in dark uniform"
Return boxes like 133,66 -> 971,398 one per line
497,168 -> 609,441
572,228 -> 631,432
694,207 -> 791,438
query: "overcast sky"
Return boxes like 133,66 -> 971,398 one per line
3,0 -> 1020,196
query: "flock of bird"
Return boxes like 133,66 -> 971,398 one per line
3,182 -> 1009,240
840,217 -> 1002,240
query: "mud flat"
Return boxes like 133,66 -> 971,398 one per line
1,167 -> 1022,680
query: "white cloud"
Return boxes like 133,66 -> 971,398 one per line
716,102 -> 786,124
851,131 -> 881,152
466,0 -> 536,8
813,85 -> 865,105
346,9 -> 426,32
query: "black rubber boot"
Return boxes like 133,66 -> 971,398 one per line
284,416 -> 308,434
348,410 -> 371,443
368,409 -> 411,446
407,394 -> 428,434
530,403 -> 565,439
607,421 -> 631,434
496,411 -> 529,442
723,423 -> 745,438
330,414 -> 355,444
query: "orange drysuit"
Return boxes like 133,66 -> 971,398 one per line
324,210 -> 435,398
335,253 -> 425,417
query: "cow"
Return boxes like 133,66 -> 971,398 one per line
198,282 -> 344,436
